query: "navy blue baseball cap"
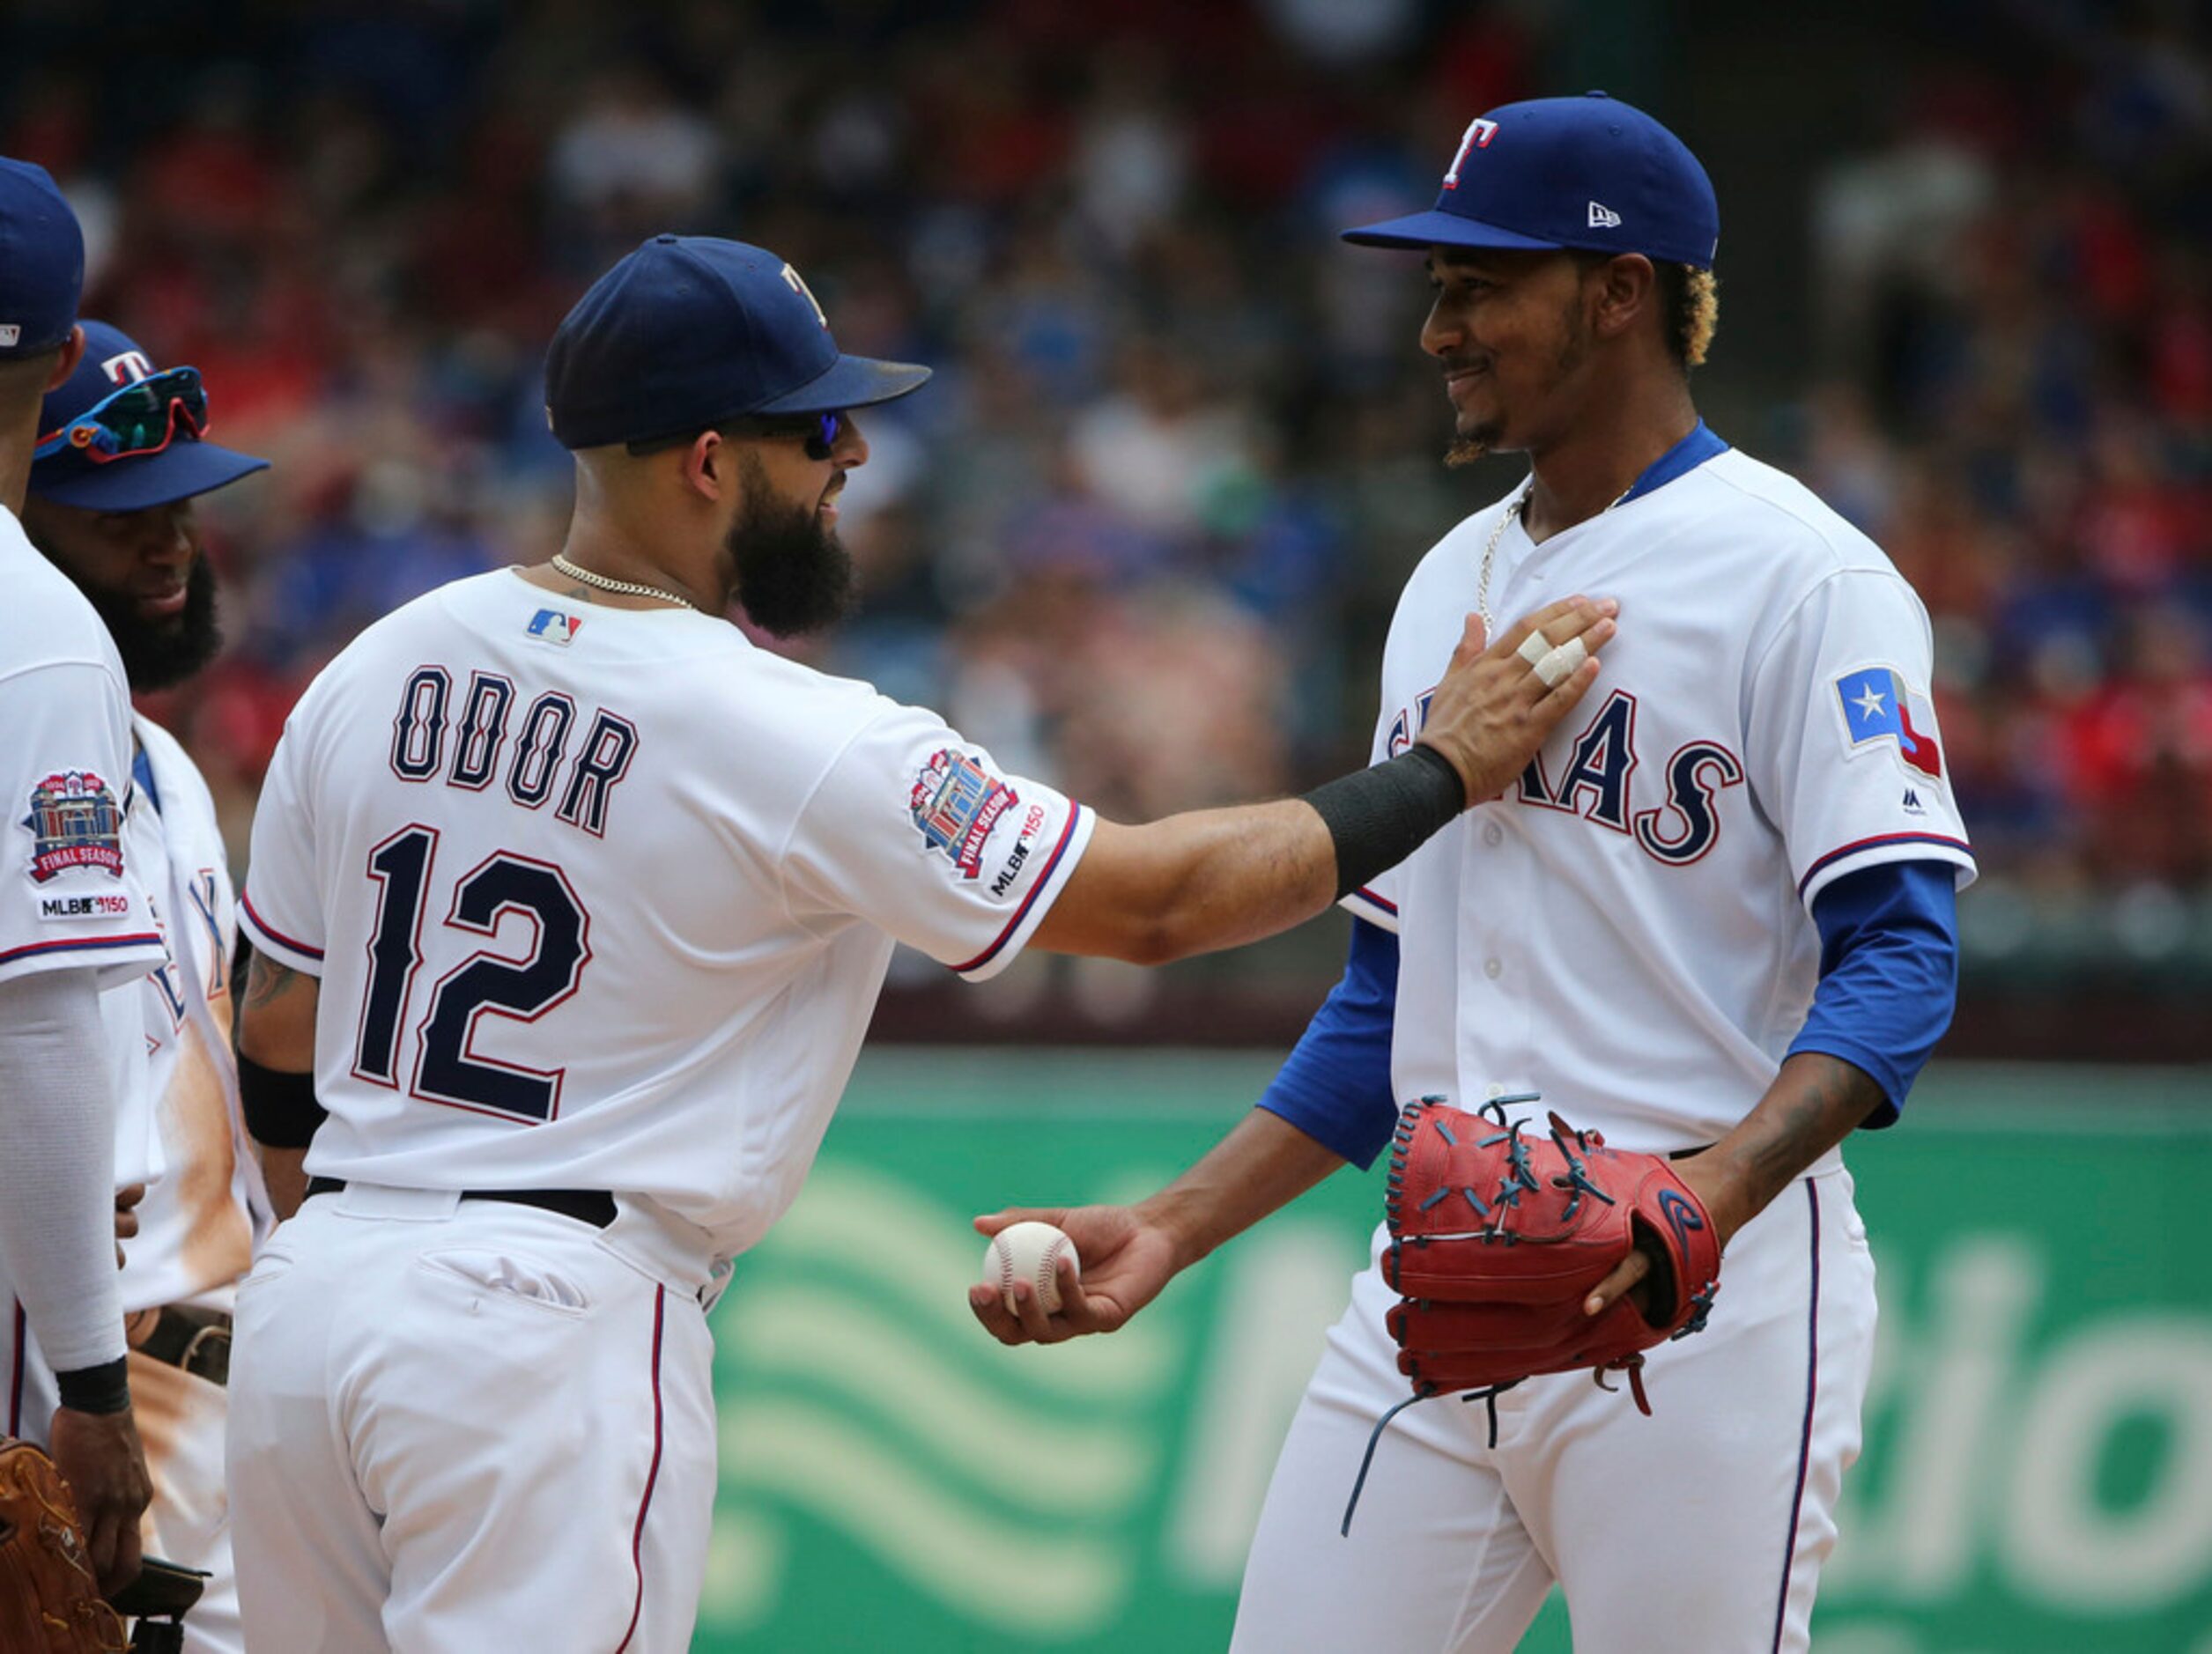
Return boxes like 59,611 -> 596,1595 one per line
0,158 -> 85,358
30,321 -> 270,511
1343,92 -> 1719,270
545,235 -> 932,450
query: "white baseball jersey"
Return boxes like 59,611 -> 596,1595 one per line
1236,442 -> 1969,1653
1343,446 -> 1975,1151
119,716 -> 269,1318
0,505 -> 167,1178
240,571 -> 1092,1265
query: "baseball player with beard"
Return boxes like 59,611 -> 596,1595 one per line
223,233 -> 1617,1651
970,95 -> 1972,1651
0,157 -> 161,1601
20,320 -> 276,1652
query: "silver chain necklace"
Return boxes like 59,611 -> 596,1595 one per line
549,553 -> 699,611
1474,475 -> 1646,631
1472,484 -> 1533,634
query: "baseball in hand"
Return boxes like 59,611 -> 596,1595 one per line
982,1221 -> 1080,1315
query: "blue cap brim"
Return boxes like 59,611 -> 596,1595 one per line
30,441 -> 270,512
1341,209 -> 1567,253
753,352 -> 932,416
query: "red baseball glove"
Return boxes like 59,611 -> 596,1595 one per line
1383,1095 -> 1723,1414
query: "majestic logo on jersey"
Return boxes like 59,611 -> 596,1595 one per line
1834,666 -> 1943,779
21,772 -> 127,882
527,609 -> 582,646
910,749 -> 1017,880
1441,117 -> 1499,188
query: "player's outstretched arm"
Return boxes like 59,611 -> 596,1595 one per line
1029,595 -> 1615,965
969,1109 -> 1347,1346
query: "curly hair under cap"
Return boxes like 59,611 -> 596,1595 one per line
1675,265 -> 1719,368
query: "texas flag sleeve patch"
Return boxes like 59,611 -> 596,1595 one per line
1834,666 -> 1943,779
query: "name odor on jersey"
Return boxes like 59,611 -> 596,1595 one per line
388,665 -> 638,836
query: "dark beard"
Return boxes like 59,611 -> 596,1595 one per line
728,456 -> 854,638
75,557 -> 223,690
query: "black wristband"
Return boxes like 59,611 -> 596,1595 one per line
56,1355 -> 130,1415
237,1050 -> 328,1148
1301,743 -> 1468,902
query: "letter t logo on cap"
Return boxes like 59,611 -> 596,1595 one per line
780,263 -> 829,331
1442,117 -> 1500,189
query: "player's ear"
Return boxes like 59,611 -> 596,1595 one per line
1589,255 -> 1655,344
681,429 -> 729,502
47,324 -> 85,389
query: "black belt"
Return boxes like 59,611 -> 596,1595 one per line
129,1304 -> 232,1387
304,1178 -> 617,1230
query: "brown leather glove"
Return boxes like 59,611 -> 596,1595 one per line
0,1435 -> 127,1653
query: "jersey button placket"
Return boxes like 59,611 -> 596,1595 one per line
1458,806 -> 1529,1101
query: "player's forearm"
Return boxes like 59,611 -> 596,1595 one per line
0,969 -> 130,1373
1135,1109 -> 1349,1271
1035,801 -> 1339,964
1689,1052 -> 1885,1244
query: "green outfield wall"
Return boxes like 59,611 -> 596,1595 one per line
694,1052 -> 2212,1653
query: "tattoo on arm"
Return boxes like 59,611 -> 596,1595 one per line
243,954 -> 304,1014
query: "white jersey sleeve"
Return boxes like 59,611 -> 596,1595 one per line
1745,567 -> 1977,908
237,706 -> 327,976
780,702 -> 1094,981
0,654 -> 166,989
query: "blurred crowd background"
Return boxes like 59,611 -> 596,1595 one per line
6,0 -> 2208,1054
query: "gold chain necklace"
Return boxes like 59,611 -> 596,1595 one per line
549,553 -> 699,611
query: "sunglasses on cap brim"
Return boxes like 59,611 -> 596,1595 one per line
34,366 -> 210,466
625,408 -> 847,461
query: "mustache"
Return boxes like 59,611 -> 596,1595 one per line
1439,354 -> 1489,377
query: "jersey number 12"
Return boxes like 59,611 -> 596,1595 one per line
353,824 -> 592,1122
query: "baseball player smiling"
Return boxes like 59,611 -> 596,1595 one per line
970,93 -> 1972,1654
20,318 -> 276,1653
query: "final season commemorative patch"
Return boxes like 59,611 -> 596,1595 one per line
21,771 -> 126,882
910,749 -> 1017,880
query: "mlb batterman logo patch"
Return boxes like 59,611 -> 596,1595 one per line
527,609 -> 582,645
910,749 -> 1017,879
22,771 -> 126,882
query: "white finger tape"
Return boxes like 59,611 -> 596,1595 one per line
1517,631 -> 1553,668
1535,635 -> 1587,688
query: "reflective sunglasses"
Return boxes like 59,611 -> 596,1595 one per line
34,366 -> 209,464
626,408 -> 847,461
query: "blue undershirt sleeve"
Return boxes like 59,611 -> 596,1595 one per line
1254,918 -> 1402,1169
1787,860 -> 1959,1127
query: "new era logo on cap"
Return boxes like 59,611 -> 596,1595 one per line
0,326 -> 17,349
1588,201 -> 1622,228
